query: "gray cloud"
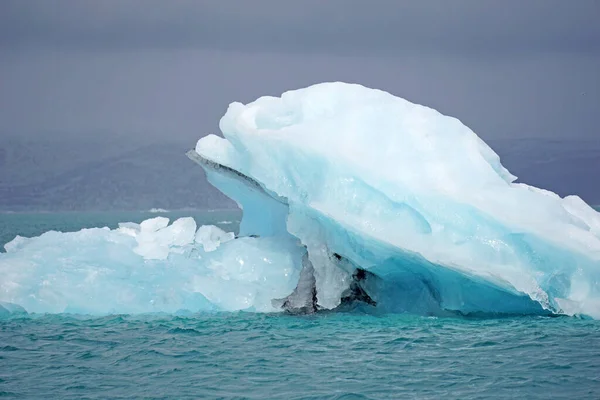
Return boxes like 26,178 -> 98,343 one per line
0,1 -> 598,142
2,49 -> 598,142
1,0 -> 599,56
0,1 -> 599,208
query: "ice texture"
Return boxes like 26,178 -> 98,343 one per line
0,217 -> 304,314
195,225 -> 235,252
2,82 -> 599,318
194,82 -> 600,318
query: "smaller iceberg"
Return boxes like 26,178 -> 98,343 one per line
148,208 -> 169,213
0,217 -> 305,315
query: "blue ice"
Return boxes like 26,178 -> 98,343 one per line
2,82 -> 599,318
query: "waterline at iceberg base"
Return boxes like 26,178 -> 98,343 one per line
2,82 -> 600,318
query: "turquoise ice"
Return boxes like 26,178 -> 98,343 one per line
2,82 -> 599,317
195,82 -> 600,318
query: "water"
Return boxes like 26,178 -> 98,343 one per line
1,211 -> 600,399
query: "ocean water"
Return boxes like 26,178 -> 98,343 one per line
1,211 -> 600,399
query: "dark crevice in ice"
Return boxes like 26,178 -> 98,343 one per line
186,150 -> 288,205
272,251 -> 320,314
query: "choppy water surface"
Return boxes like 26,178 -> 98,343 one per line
1,313 -> 599,399
1,211 -> 600,399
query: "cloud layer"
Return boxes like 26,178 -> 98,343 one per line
2,1 -> 599,56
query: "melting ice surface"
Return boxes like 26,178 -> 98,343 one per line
2,82 -> 600,318
1,218 -> 304,314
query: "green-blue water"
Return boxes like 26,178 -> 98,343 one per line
1,211 -> 600,399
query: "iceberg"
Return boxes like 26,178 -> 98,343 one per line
1,82 -> 599,318
192,82 -> 600,318
0,218 -> 305,315
148,208 -> 169,213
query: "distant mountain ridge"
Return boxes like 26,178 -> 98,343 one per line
0,136 -> 598,211
0,136 -> 234,211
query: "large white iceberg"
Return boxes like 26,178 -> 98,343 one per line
1,82 -> 599,318
194,82 -> 600,318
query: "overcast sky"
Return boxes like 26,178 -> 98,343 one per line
1,0 -> 599,144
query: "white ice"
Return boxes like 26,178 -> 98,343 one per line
195,82 -> 600,318
195,225 -> 235,252
0,217 -> 304,315
2,82 -> 599,318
